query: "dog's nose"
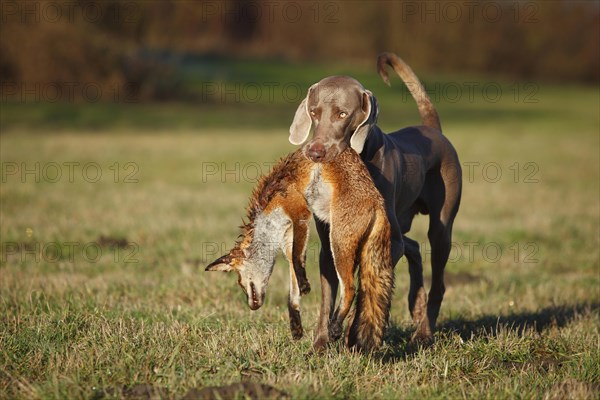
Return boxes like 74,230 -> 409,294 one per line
307,143 -> 326,162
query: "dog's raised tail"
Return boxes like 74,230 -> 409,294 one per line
377,52 -> 441,131
348,209 -> 395,352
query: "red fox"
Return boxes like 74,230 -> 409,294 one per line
206,147 -> 394,352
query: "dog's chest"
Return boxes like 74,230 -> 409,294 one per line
304,165 -> 333,224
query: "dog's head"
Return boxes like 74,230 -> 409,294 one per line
289,76 -> 378,162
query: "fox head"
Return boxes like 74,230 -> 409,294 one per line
205,247 -> 274,310
205,203 -> 294,311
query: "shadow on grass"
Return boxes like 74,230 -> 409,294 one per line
93,382 -> 289,400
440,302 -> 599,340
382,302 -> 599,362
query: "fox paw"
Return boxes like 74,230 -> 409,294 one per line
299,280 -> 311,296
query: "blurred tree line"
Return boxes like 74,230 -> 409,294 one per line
1,0 -> 598,101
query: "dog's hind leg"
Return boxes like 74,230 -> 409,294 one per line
424,217 -> 452,339
420,167 -> 461,342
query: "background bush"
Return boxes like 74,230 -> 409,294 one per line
1,0 -> 598,102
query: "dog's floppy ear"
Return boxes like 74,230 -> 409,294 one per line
289,85 -> 315,145
205,254 -> 235,272
350,90 -> 378,154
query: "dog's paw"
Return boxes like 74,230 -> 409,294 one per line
307,336 -> 330,357
409,330 -> 434,349
329,322 -> 343,341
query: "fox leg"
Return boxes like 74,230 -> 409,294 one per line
292,218 -> 311,295
344,306 -> 356,347
329,257 -> 356,341
285,235 -> 303,340
328,230 -> 358,342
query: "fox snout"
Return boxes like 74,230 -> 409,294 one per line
246,281 -> 264,310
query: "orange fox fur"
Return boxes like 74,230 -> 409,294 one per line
207,147 -> 394,352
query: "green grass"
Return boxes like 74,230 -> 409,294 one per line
1,62 -> 599,398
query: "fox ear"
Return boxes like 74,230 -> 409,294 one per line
205,254 -> 234,272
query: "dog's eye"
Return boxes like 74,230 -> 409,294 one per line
309,110 -> 316,117
339,111 -> 347,118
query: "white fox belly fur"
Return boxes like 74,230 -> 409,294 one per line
304,165 -> 333,224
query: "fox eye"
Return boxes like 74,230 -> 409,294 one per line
339,111 -> 347,118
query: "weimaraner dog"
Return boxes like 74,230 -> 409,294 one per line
289,52 -> 462,351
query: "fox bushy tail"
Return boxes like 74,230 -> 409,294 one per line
348,210 -> 395,352
377,52 -> 441,131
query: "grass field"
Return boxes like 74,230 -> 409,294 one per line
1,59 -> 599,399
